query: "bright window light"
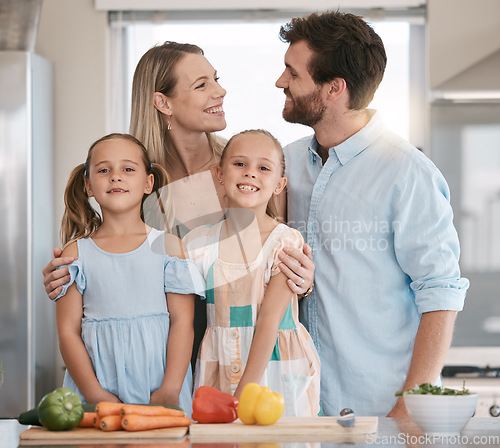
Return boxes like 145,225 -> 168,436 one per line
123,20 -> 409,146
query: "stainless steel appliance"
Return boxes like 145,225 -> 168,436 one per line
430,86 -> 500,417
0,50 -> 57,417
431,103 -> 500,349
442,348 -> 500,418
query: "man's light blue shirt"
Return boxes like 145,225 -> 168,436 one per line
284,110 -> 469,416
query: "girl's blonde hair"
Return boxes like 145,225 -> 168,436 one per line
220,129 -> 286,221
129,41 -> 225,168
60,133 -> 171,247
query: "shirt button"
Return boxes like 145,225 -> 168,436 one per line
307,223 -> 317,233
231,329 -> 239,339
231,362 -> 240,373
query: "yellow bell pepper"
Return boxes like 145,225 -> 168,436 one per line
237,383 -> 285,425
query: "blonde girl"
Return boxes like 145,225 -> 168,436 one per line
55,133 -> 204,414
184,130 -> 320,417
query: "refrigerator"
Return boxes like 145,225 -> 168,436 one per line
0,51 -> 57,417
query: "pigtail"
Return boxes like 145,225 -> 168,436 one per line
60,164 -> 101,247
142,162 -> 175,233
151,162 -> 169,193
266,199 -> 285,223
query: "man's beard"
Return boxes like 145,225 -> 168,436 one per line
282,87 -> 326,127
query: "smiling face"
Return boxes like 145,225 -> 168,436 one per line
85,138 -> 154,215
163,53 -> 227,134
217,132 -> 287,216
275,40 -> 327,127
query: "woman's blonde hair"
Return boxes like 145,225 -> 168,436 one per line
60,133 -> 171,247
220,129 -> 286,221
129,41 -> 225,168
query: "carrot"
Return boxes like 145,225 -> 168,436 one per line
120,404 -> 185,417
100,414 -> 124,431
78,412 -> 97,428
121,414 -> 191,431
93,415 -> 101,428
95,402 -> 124,417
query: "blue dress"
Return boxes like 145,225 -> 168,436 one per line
55,228 -> 205,416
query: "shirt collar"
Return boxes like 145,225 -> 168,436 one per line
307,109 -> 383,166
307,137 -> 320,160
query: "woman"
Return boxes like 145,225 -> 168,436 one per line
131,42 -> 227,237
43,41 -> 314,368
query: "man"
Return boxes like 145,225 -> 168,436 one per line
275,11 -> 469,417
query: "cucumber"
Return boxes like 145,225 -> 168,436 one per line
17,408 -> 41,426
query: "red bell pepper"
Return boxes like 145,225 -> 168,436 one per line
191,386 -> 238,424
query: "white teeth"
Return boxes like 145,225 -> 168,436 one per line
238,184 -> 258,192
206,106 -> 223,114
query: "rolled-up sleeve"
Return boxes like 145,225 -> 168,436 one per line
393,163 -> 469,314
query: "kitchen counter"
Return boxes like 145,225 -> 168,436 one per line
2,417 -> 499,447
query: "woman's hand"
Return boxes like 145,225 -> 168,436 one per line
278,243 -> 314,295
42,247 -> 74,300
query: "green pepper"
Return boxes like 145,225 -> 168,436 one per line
37,388 -> 84,431
18,403 -> 96,426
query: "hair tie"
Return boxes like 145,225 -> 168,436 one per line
150,163 -> 153,168
84,162 -> 87,170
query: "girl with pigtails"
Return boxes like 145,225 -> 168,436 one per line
43,43 -> 316,375
54,133 -> 204,416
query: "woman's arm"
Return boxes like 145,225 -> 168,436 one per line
55,244 -> 119,403
43,247 -> 74,300
234,272 -> 293,398
150,291 -> 195,406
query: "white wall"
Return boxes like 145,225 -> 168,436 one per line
36,0 -> 107,244
427,0 -> 500,88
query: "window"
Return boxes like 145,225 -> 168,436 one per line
109,11 -> 423,147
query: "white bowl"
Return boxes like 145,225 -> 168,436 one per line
403,394 -> 478,437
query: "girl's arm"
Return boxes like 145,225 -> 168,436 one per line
55,244 -> 120,404
150,232 -> 194,406
234,271 -> 293,398
150,291 -> 195,406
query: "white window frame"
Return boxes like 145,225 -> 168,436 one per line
107,7 -> 426,149
97,1 -> 426,12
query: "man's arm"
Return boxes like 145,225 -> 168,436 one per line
387,310 -> 457,417
274,190 -> 315,294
